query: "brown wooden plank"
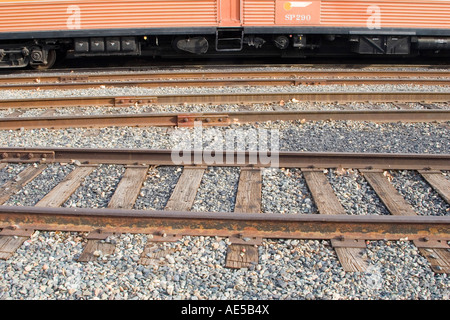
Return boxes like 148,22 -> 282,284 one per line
302,170 -> 346,215
107,166 -> 149,209
0,236 -> 28,260
303,169 -> 369,272
225,244 -> 259,269
234,168 -> 261,213
0,164 -> 47,204
78,239 -> 115,262
363,170 -> 450,273
334,247 -> 368,272
419,171 -> 450,204
361,170 -> 417,216
419,248 -> 450,274
164,167 -> 205,211
225,169 -> 262,268
35,166 -> 95,207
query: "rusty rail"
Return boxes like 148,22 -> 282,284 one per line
0,205 -> 448,241
0,77 -> 449,91
1,109 -> 449,130
1,148 -> 449,170
0,92 -> 449,110
1,69 -> 450,85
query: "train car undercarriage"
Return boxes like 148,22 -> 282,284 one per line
1,31 -> 450,69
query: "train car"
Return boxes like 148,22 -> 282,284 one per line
0,0 -> 449,69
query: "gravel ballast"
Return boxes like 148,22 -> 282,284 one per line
2,101 -> 449,119
0,121 -> 448,155
0,233 -> 448,300
0,84 -> 449,101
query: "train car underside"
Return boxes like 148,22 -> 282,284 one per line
1,30 -> 450,69
1,0 -> 450,69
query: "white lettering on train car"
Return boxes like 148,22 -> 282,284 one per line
67,5 -> 81,30
366,5 -> 381,30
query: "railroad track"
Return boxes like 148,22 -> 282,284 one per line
1,70 -> 449,90
1,109 -> 449,130
0,148 -> 449,272
1,65 -> 449,300
1,92 -> 450,110
0,90 -> 448,130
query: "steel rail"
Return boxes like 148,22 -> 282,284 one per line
0,63 -> 446,76
0,78 -> 449,91
1,109 -> 449,130
1,70 -> 450,85
1,148 -> 449,170
0,205 -> 448,241
0,92 -> 449,109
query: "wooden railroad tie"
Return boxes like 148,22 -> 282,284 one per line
0,164 -> 48,261
303,168 -> 369,272
361,169 -> 450,273
139,166 -> 205,265
225,168 -> 262,269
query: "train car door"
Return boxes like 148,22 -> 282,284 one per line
219,0 -> 242,26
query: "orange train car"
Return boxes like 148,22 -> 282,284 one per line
0,0 -> 449,68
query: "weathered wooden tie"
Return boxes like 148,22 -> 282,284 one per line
418,170 -> 450,204
140,167 -> 205,265
5,109 -> 25,118
164,167 -> 206,211
0,164 -> 47,205
0,165 -> 47,259
35,166 -> 96,207
303,169 -> 369,272
0,228 -> 34,260
361,169 -> 450,273
225,168 -> 262,269
107,165 -> 149,210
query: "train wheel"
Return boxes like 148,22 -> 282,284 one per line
30,49 -> 57,70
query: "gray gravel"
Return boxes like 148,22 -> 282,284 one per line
0,163 -> 29,186
63,164 -> 125,209
3,101 -> 449,119
191,167 -> 240,213
0,121 -> 448,155
134,166 -> 182,211
326,169 -> 391,215
279,120 -> 449,154
0,233 -> 448,300
2,65 -> 448,80
0,84 -> 449,102
262,168 -> 317,214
